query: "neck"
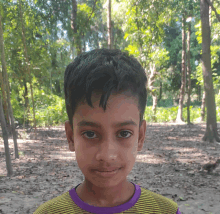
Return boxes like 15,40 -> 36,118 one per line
76,180 -> 135,207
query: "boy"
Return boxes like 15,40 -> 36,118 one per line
34,49 -> 181,213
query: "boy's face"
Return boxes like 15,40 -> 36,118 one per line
65,92 -> 146,189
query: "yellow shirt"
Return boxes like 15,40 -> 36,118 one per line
34,183 -> 179,214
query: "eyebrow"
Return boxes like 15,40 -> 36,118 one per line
77,120 -> 137,128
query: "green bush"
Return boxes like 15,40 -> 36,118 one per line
11,92 -> 24,124
12,88 -> 67,127
12,89 -> 220,127
33,95 -> 67,127
144,105 -> 220,123
144,106 -> 179,122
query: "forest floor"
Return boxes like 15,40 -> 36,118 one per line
0,122 -> 220,214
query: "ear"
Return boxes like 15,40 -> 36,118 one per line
65,120 -> 75,152
137,120 -> 146,151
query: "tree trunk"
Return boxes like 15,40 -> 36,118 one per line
158,82 -> 162,102
198,85 -> 201,102
71,0 -> 77,35
18,0 -> 36,134
201,90 -> 206,121
24,80 -> 29,109
187,22 -> 192,125
111,21 -> 114,49
71,0 -> 81,55
209,0 -> 212,27
148,63 -> 158,121
0,12 -> 19,158
29,83 -> 35,128
206,0 -> 220,22
107,0 -> 112,49
0,94 -> 13,177
152,95 -> 158,122
96,32 -> 99,49
82,32 -> 86,52
0,9 -> 10,129
200,0 -> 220,142
23,79 -> 30,126
100,23 -> 105,48
0,70 -> 10,129
176,15 -> 186,123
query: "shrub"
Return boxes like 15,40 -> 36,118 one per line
144,106 -> 213,123
12,88 -> 67,127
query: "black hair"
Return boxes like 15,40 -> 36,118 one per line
64,48 -> 147,129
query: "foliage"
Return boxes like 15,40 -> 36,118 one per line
144,106 -> 202,123
123,0 -> 170,66
1,0 -> 220,129
144,93 -> 220,123
11,88 -> 67,127
12,90 -> 220,127
194,19 -> 220,88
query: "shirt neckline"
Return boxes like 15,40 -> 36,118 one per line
69,182 -> 141,214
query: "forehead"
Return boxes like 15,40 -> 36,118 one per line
78,89 -> 138,107
73,92 -> 139,127
79,90 -> 138,105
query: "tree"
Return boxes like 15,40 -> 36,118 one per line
176,15 -> 186,123
146,48 -> 169,121
0,7 -> 19,158
107,0 -> 112,49
187,20 -> 192,125
147,63 -> 159,121
71,0 -> 82,55
3,0 -> 52,127
205,0 -> 220,22
201,91 -> 206,121
18,0 -> 36,133
0,94 -> 13,177
0,4 -> 9,129
0,70 -> 9,129
123,0 -> 170,119
71,0 -> 98,54
200,0 -> 220,142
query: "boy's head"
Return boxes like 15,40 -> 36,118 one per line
64,49 -> 147,190
64,48 -> 147,130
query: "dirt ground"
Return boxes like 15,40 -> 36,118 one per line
0,122 -> 220,214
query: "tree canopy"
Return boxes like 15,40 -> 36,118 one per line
0,0 -> 220,137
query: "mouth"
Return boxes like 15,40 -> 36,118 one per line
94,168 -> 122,177
96,167 -> 121,172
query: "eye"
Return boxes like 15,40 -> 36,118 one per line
118,131 -> 132,138
82,131 -> 97,139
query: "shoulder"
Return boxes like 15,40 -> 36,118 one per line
34,191 -> 74,214
139,187 -> 178,213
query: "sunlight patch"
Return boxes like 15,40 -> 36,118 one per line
136,154 -> 166,164
49,151 -> 76,160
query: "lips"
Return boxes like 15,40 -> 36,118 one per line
94,167 -> 121,177
95,167 -> 120,172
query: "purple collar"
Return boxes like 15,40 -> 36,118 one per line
69,182 -> 141,214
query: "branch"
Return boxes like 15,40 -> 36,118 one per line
206,0 -> 220,22
86,0 -> 98,24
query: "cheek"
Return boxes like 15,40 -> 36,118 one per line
124,140 -> 138,163
73,136 -> 85,160
131,140 -> 138,158
74,137 -> 96,163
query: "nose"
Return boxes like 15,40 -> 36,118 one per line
96,139 -> 118,162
